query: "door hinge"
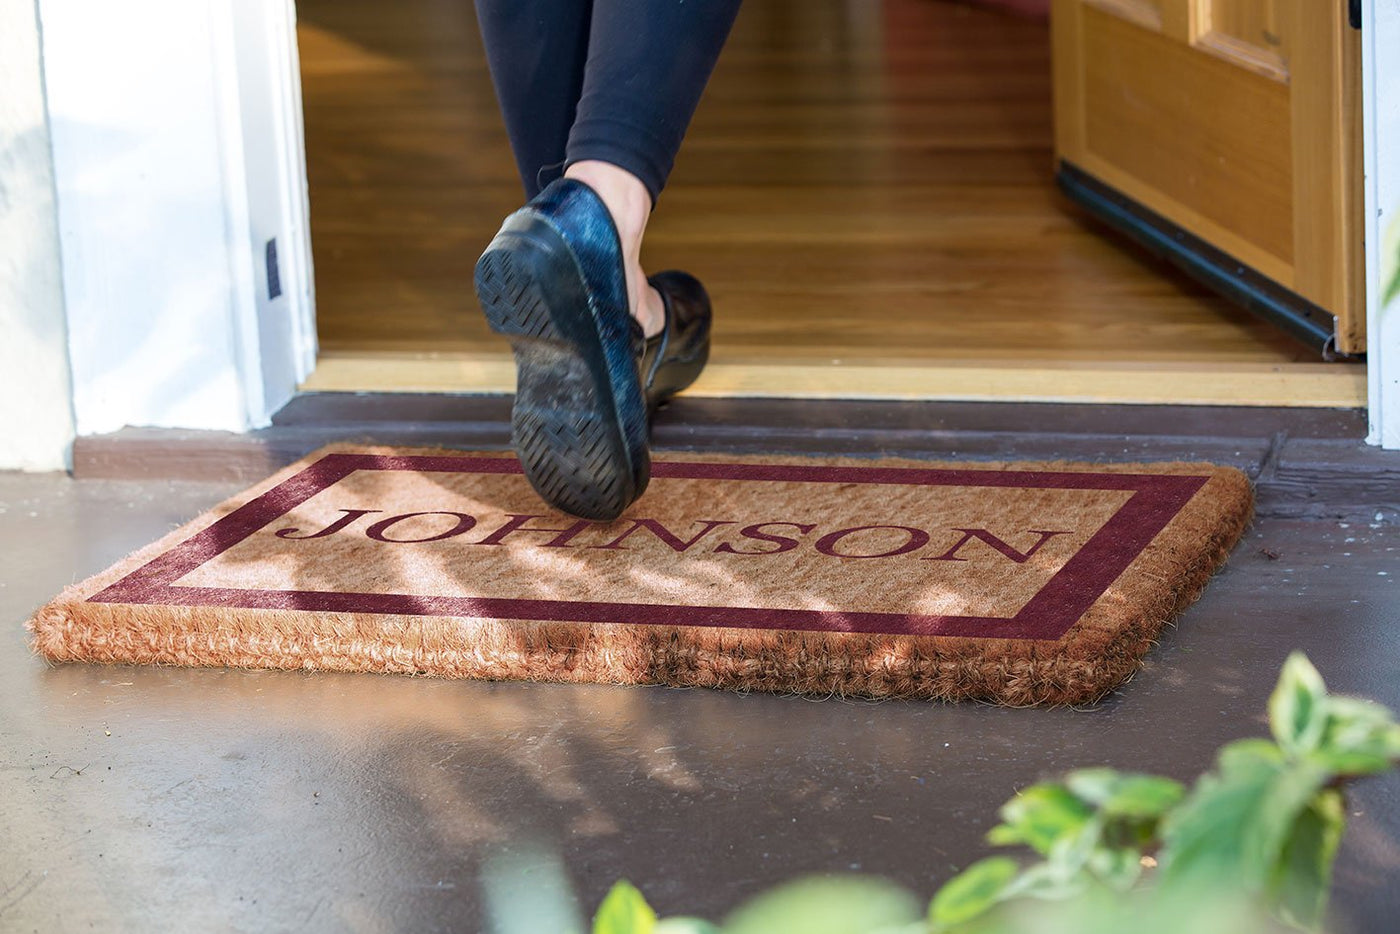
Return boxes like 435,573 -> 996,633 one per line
1350,0 -> 1362,29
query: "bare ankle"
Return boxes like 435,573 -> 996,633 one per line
638,285 -> 665,339
564,161 -> 651,245
564,161 -> 661,337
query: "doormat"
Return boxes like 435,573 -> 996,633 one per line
28,446 -> 1252,705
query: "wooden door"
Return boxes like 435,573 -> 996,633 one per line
1052,0 -> 1364,354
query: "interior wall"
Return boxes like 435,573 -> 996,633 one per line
0,0 -> 74,471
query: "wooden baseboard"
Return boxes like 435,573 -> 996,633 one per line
302,352 -> 1367,408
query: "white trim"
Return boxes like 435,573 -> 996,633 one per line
278,0 -> 319,382
210,3 -> 267,422
1364,0 -> 1400,448
225,0 -> 318,395
0,0 -> 74,471
36,0 -> 313,437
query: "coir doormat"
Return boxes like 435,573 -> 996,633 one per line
29,447 -> 1252,705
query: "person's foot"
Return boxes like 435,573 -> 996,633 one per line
475,178 -> 650,520
564,161 -> 666,339
642,270 -> 712,409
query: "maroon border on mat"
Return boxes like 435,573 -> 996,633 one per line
88,453 -> 1209,641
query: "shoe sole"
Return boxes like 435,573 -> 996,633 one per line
475,215 -> 648,521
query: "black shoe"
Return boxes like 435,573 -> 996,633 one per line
474,178 -> 649,521
642,270 -> 712,410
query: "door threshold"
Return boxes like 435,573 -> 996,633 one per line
303,352 -> 1367,409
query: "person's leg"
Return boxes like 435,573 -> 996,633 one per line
567,0 -> 743,205
475,0 -> 742,337
474,0 -> 741,519
473,0 -> 593,200
564,0 -> 744,338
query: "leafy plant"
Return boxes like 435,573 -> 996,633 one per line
592,653 -> 1400,934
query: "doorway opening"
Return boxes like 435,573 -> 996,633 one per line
294,0 -> 1365,407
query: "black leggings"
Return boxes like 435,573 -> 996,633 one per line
474,0 -> 744,206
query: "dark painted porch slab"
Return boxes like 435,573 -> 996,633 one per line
1,472 -> 1397,932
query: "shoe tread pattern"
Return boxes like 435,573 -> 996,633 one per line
475,246 -> 639,521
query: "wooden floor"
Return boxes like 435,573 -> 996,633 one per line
296,0 -> 1365,406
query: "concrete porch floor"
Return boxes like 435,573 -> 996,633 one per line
2,456 -> 1399,932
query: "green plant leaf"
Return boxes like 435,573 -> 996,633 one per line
594,881 -> 657,934
928,857 -> 1020,929
999,862 -> 1089,903
653,919 -> 721,934
996,883 -> 1285,934
722,876 -> 922,934
990,784 -> 1094,856
1161,738 -> 1328,893
985,824 -> 1022,847
1315,696 -> 1400,775
1045,813 -> 1105,878
1160,741 -> 1275,884
1101,775 -> 1186,819
1312,748 -> 1394,776
1270,652 -> 1328,756
1324,695 -> 1396,731
1241,761 -> 1331,886
1268,789 -> 1345,932
1063,768 -> 1121,807
1086,846 -> 1144,891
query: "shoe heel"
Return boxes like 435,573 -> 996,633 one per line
472,212 -> 647,521
474,228 -> 561,343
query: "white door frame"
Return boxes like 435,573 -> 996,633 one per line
11,0 -> 1400,465
34,0 -> 314,439
0,0 -> 74,471
1363,0 -> 1400,448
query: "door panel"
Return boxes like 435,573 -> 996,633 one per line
1053,0 -> 1364,353
1084,0 -> 1164,31
1199,0 -> 1288,81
